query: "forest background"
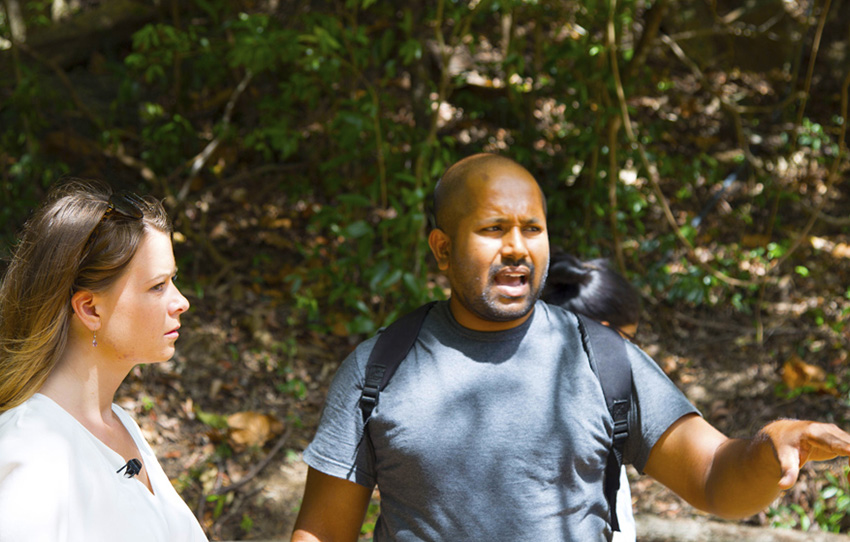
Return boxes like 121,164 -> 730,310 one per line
2,0 -> 850,540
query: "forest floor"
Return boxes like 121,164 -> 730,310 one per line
115,184 -> 850,541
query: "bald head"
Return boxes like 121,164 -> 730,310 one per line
427,153 -> 551,331
432,153 -> 547,235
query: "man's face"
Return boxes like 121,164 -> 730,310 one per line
430,166 -> 549,331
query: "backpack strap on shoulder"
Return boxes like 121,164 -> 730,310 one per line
360,301 -> 438,423
575,313 -> 632,533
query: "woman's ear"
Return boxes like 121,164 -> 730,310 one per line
428,228 -> 451,271
70,290 -> 100,331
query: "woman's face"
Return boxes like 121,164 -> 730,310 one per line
95,229 -> 189,365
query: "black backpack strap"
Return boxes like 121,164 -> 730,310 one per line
575,313 -> 632,533
359,301 -> 438,423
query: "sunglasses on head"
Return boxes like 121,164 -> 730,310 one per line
104,191 -> 146,221
79,190 -> 147,262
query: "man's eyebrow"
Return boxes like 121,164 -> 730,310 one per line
474,216 -> 544,228
486,216 -> 544,224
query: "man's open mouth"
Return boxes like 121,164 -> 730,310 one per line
495,272 -> 527,286
493,267 -> 531,297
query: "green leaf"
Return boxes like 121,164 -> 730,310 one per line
195,408 -> 228,429
313,26 -> 341,51
822,486 -> 839,499
344,220 -> 372,239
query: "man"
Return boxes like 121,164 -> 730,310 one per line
292,153 -> 850,541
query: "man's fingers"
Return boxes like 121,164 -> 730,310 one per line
777,446 -> 801,490
801,423 -> 850,463
773,422 -> 850,489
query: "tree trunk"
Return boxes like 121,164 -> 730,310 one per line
2,0 -> 26,43
1,0 -> 157,70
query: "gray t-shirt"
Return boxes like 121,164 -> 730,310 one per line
304,301 -> 698,541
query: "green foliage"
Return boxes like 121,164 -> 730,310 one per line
769,467 -> 850,533
360,499 -> 381,536
240,513 -> 254,534
277,363 -> 308,400
140,396 -> 155,411
206,492 -> 233,519
2,0 -> 849,380
291,180 -> 440,333
195,408 -> 229,430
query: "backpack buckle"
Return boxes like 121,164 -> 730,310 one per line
360,384 -> 380,422
613,418 -> 629,441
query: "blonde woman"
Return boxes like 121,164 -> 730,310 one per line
0,180 -> 207,541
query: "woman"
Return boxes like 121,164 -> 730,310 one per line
542,252 -> 641,542
543,252 -> 640,340
0,180 -> 207,541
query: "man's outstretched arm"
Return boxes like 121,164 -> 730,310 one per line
644,413 -> 850,519
291,467 -> 372,542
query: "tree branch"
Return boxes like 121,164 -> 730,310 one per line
610,28 -> 754,287
175,69 -> 254,202
768,67 -> 850,275
211,425 -> 294,496
623,0 -> 669,83
13,39 -> 103,131
794,0 -> 832,129
605,0 -> 625,274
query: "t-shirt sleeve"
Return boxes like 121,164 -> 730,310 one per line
624,343 -> 701,472
302,336 -> 378,488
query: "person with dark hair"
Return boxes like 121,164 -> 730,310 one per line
292,153 -> 850,542
544,253 -> 640,337
542,252 -> 642,541
0,180 -> 207,541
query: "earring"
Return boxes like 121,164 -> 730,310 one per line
92,331 -> 98,347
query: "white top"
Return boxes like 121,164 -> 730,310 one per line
0,394 -> 208,542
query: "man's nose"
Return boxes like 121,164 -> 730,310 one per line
501,227 -> 529,261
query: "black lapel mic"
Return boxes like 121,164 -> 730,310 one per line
116,458 -> 143,478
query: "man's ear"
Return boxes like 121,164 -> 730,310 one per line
428,228 -> 451,271
70,290 -> 100,331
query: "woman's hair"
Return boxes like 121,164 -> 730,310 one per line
542,253 -> 640,330
0,179 -> 171,412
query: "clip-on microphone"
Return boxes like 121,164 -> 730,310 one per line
116,458 -> 143,478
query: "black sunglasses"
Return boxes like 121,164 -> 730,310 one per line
104,191 -> 146,221
79,191 -> 147,262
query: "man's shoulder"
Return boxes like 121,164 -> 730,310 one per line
535,300 -> 581,330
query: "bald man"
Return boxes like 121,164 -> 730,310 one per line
292,153 -> 850,542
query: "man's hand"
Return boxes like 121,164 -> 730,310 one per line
645,414 -> 850,519
760,419 -> 850,489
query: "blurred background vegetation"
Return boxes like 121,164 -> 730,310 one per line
2,0 -> 848,333
2,0 -> 850,538
1,0 -> 848,331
